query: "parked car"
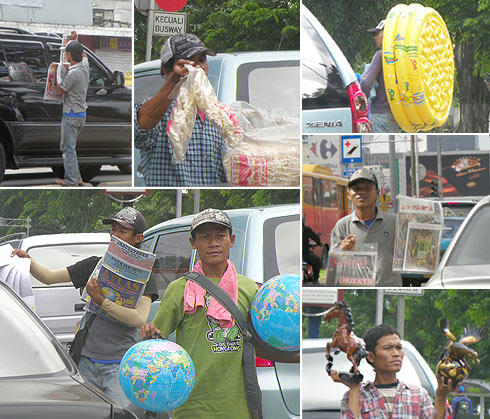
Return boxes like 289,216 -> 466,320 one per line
301,5 -> 372,133
0,27 -> 132,182
302,338 -> 438,418
427,195 -> 490,287
13,232 -> 110,348
0,281 -> 136,418
133,51 -> 300,185
141,204 -> 300,419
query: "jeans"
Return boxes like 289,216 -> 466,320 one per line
370,112 -> 400,133
78,356 -> 130,409
60,114 -> 85,185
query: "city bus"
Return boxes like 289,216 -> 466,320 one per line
302,164 -> 351,266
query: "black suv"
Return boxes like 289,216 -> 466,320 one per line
0,28 -> 131,182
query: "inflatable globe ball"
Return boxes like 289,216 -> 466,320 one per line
119,339 -> 195,412
250,274 -> 300,351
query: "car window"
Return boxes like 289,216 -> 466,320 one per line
301,15 -> 349,110
151,230 -> 193,298
236,62 -> 300,118
447,205 -> 490,265
263,215 -> 300,280
0,286 -> 66,377
27,243 -> 108,287
134,73 -> 164,105
47,44 -> 108,88
0,41 -> 47,83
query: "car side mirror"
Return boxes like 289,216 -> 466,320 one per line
113,70 -> 125,88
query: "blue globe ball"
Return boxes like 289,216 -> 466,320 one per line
119,339 -> 195,412
250,274 -> 300,351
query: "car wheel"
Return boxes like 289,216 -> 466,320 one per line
117,163 -> 132,175
0,142 -> 6,181
80,165 -> 101,182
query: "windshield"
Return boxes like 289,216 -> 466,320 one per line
0,286 -> 66,378
28,243 -> 108,287
447,205 -> 490,265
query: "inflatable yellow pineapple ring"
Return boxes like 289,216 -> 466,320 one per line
382,3 -> 454,132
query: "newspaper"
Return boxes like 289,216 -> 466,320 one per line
0,244 -> 35,311
326,243 -> 378,287
82,236 -> 156,324
44,62 -> 67,102
393,195 -> 443,272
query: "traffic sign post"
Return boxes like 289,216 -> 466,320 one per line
153,11 -> 187,36
341,135 -> 362,164
155,0 -> 188,12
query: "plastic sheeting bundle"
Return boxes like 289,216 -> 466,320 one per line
222,102 -> 300,187
383,3 -> 454,132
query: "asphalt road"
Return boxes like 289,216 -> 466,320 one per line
0,166 -> 131,187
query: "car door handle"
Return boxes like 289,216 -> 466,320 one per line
74,303 -> 85,312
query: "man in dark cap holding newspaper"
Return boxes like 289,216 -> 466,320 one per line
134,34 -> 227,186
11,207 -> 158,409
330,168 -> 401,286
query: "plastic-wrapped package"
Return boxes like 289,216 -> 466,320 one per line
393,195 -> 443,272
166,65 -> 243,162
403,222 -> 442,273
222,102 -> 300,186
44,62 -> 67,102
326,244 -> 378,287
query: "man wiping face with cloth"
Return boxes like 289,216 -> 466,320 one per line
140,208 -> 297,418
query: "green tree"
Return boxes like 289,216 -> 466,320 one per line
135,0 -> 300,64
303,0 -> 489,133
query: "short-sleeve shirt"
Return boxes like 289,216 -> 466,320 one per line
67,256 -> 158,360
134,100 -> 227,186
330,209 -> 402,287
152,274 -> 258,419
61,57 -> 89,114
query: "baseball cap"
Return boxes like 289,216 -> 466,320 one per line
348,168 -> 378,188
191,208 -> 232,234
160,34 -> 216,66
103,207 -> 146,234
366,19 -> 385,33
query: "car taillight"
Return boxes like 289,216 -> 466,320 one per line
255,356 -> 274,367
347,81 -> 372,133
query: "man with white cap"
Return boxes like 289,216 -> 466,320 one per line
360,19 -> 399,133
134,34 -> 227,186
330,168 -> 401,286
11,207 -> 158,409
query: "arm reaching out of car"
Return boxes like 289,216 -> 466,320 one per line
10,249 -> 70,285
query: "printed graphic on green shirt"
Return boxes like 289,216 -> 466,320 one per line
204,294 -> 243,353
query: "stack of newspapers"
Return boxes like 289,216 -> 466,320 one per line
82,236 -> 156,324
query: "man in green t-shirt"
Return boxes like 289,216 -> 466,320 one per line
140,208 -> 297,418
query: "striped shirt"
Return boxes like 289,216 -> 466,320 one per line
134,100 -> 227,186
341,381 -> 441,418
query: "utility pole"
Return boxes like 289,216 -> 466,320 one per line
375,289 -> 384,325
176,189 -> 182,217
145,8 -> 155,61
389,134 -> 397,207
397,296 -> 405,339
193,189 -> 200,214
437,136 -> 443,200
410,135 -> 417,197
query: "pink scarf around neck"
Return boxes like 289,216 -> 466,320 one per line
183,259 -> 238,328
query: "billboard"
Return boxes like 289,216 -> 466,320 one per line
405,152 -> 490,198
